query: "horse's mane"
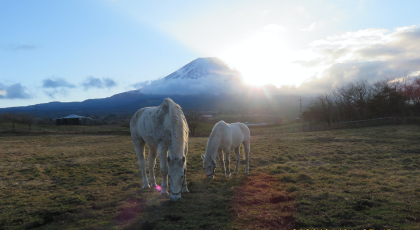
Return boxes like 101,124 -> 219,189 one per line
161,98 -> 188,156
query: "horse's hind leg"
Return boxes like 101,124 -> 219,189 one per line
233,146 -> 240,175
224,148 -> 231,177
148,146 -> 158,188
217,149 -> 226,177
133,138 -> 150,189
158,144 -> 169,196
243,140 -> 250,174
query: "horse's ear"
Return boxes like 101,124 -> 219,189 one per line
201,154 -> 205,160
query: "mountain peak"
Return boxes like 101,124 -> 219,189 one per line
164,57 -> 239,80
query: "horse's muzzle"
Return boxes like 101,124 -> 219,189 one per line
170,194 -> 181,201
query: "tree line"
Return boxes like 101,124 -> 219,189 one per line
0,113 -> 35,131
303,76 -> 420,125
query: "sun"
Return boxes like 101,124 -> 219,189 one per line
220,27 -> 316,87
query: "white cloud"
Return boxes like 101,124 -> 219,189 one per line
138,74 -> 245,95
295,25 -> 420,93
301,21 -> 323,31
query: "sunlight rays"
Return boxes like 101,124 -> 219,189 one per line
220,25 -> 320,87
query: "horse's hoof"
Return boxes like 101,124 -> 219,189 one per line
150,183 -> 157,188
142,184 -> 151,189
233,172 -> 238,175
160,191 -> 169,196
244,171 -> 249,174
182,188 -> 190,193
226,174 -> 231,178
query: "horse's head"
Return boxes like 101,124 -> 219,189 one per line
167,156 -> 186,201
201,154 -> 216,179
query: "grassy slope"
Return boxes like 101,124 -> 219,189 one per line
0,125 -> 419,229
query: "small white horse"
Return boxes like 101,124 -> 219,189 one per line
201,121 -> 250,178
130,98 -> 189,201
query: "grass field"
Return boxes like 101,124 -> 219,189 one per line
1,125 -> 420,229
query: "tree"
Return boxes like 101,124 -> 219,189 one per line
336,80 -> 372,120
185,111 -> 199,135
1,113 -> 19,131
19,113 -> 35,131
307,91 -> 335,125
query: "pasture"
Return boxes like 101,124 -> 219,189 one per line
1,125 -> 420,229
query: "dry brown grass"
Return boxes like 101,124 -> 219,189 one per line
1,125 -> 420,229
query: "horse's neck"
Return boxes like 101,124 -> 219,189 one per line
168,134 -> 185,158
205,133 -> 221,159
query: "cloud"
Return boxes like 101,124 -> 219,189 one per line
301,21 -> 323,31
137,74 -> 245,95
41,77 -> 76,98
133,81 -> 151,89
82,76 -> 117,90
104,78 -> 117,88
42,77 -> 75,88
5,44 -> 37,51
0,83 -> 31,99
295,25 -> 420,94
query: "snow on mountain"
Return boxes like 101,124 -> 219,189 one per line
164,57 -> 240,80
138,57 -> 245,95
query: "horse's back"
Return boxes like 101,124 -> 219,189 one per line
228,123 -> 250,147
130,99 -> 188,154
130,106 -> 166,146
238,123 -> 250,141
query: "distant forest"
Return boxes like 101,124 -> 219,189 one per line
303,75 -> 420,125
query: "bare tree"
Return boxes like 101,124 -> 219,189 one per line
19,113 -> 35,131
1,113 -> 19,131
185,111 -> 199,135
336,80 -> 372,120
309,91 -> 335,125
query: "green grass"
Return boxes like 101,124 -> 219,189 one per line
0,125 -> 420,229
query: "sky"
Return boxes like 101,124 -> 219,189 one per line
1,0 -> 420,108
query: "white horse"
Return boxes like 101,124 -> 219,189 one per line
201,121 -> 250,178
130,98 -> 189,201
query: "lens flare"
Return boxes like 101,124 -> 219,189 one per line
155,184 -> 162,191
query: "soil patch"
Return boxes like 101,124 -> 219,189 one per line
230,173 -> 296,230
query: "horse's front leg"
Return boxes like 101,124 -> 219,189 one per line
182,147 -> 189,193
243,140 -> 250,174
217,149 -> 225,177
233,146 -> 240,175
158,144 -> 169,196
133,138 -> 150,189
182,165 -> 190,193
225,148 -> 231,177
148,146 -> 158,188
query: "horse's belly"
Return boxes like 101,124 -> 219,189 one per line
231,138 -> 243,148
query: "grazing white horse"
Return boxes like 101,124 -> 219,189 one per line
201,121 -> 250,178
130,98 -> 189,201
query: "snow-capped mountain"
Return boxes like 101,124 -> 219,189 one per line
138,57 -> 245,95
164,57 -> 240,80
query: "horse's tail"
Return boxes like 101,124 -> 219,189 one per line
239,123 -> 250,160
130,107 -> 146,140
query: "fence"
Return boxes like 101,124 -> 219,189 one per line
190,117 -> 420,137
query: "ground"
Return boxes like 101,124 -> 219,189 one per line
0,125 -> 420,229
